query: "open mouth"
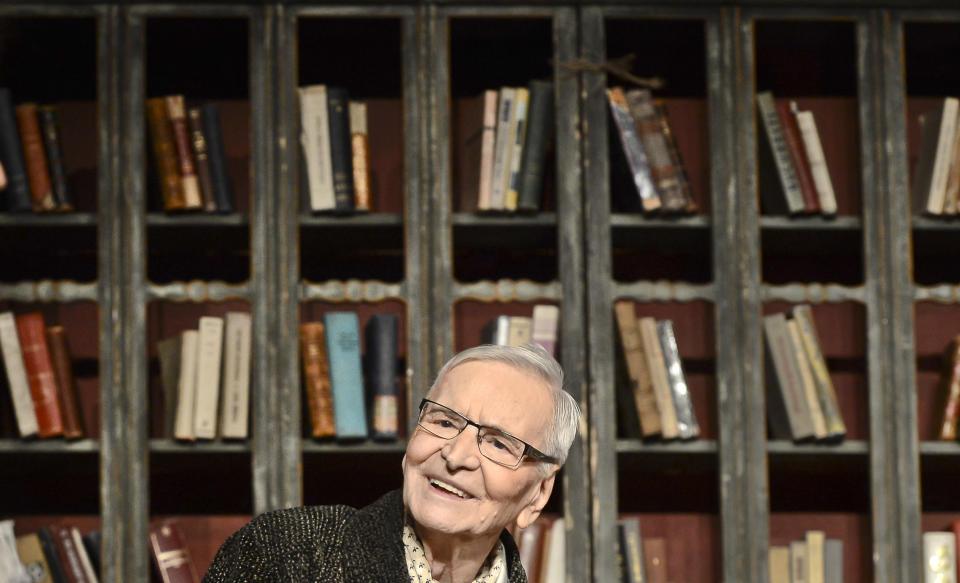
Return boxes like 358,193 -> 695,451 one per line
429,478 -> 471,499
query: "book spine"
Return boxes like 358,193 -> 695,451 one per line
806,530 -> 825,583
476,89 -> 499,211
939,336 -> 960,441
786,318 -> 828,439
193,316 -> 224,440
157,336 -> 182,439
36,526 -> 70,583
607,87 -> 661,212
199,104 -> 235,214
775,100 -> 820,213
297,85 -> 335,212
763,313 -> 814,441
173,330 -> 198,441
506,316 -> 532,346
793,107 -> 838,216
923,532 -> 957,583
46,326 -> 84,439
50,524 -> 92,583
70,527 -> 98,583
653,101 -> 698,213
517,80 -> 553,213
0,312 -> 38,437
349,101 -> 371,212
927,99 -> 960,215
365,313 -> 399,440
613,301 -> 660,437
943,110 -> 960,216
16,313 -> 64,438
164,95 -> 202,210
15,103 -> 56,212
145,98 -> 186,211
489,87 -> 517,211
790,305 -> 846,439
641,537 -> 667,583
823,539 -> 843,583
769,546 -> 791,583
618,517 -> 647,583
656,319 -> 700,440
0,89 -> 31,211
36,106 -> 73,212
756,92 -> 805,214
504,87 -> 530,211
323,311 -> 368,439
149,521 -> 201,583
790,541 -> 808,583
531,304 -> 559,357
639,317 -> 677,439
626,89 -> 687,213
186,107 -> 217,212
326,87 -> 355,212
219,312 -> 251,439
299,322 -> 336,438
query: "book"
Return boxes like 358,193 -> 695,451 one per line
790,305 -> 846,440
792,103 -> 838,216
476,90 -> 499,211
326,87 -> 355,212
80,531 -> 101,578
157,335 -> 182,438
939,335 -> 960,440
786,318 -> 828,440
791,540 -> 809,583
164,95 -> 203,210
654,100 -> 698,213
186,106 -> 217,212
769,545 -> 791,583
364,313 -> 399,440
200,103 -> 235,214
923,531 -> 956,583
613,301 -> 660,437
607,86 -> 660,212
16,532 -> 57,583
145,97 -> 186,211
489,87 -> 517,211
943,119 -> 960,216
0,159 -> 6,191
541,516 -> 565,583
0,311 -> 38,437
912,98 -> 960,216
15,103 -> 56,212
455,90 -> 497,213
0,520 -> 31,583
0,89 -> 30,212
756,91 -> 805,215
618,517 -> 646,583
300,321 -> 335,439
639,316 -> 677,439
219,312 -> 251,439
824,538 -> 843,583
504,86 -> 530,211
193,315 -> 224,440
641,537 -> 667,583
16,313 -> 64,438
323,311 -> 368,440
763,312 -> 815,441
349,101 -> 371,212
516,520 -> 545,583
481,315 -> 511,346
775,99 -> 820,213
507,316 -> 533,346
298,84 -> 335,212
36,526 -> 69,583
657,319 -> 700,440
173,329 -> 199,441
69,527 -> 98,583
37,106 -> 74,212
148,520 -> 200,583
625,88 -> 687,213
806,530 -> 826,583
49,524 -> 95,583
46,325 -> 84,439
517,80 -> 553,213
531,304 -> 559,357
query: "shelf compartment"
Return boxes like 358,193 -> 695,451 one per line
150,448 -> 252,515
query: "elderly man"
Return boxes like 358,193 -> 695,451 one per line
202,342 -> 580,583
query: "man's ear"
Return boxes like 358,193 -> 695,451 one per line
515,468 -> 557,530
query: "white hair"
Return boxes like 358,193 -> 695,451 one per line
426,343 -> 581,469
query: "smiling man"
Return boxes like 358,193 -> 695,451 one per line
202,342 -> 580,583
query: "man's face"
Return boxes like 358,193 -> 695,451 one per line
402,360 -> 557,539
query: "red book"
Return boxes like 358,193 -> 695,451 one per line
149,520 -> 200,583
775,100 -> 820,213
47,325 -> 84,439
16,313 -> 64,437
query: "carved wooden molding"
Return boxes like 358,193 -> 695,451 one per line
453,279 -> 561,302
148,280 -> 252,302
763,282 -> 865,303
0,280 -> 97,302
614,280 -> 715,302
298,279 -> 405,302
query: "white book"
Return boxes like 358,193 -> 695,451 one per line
70,527 -> 99,583
193,316 -> 224,440
542,517 -> 566,583
923,532 -> 957,583
489,87 -> 517,210
914,97 -> 960,215
791,540 -> 809,583
792,105 -> 838,215
173,330 -> 199,440
298,84 -> 335,212
0,519 -> 31,583
531,304 -> 559,356
504,87 -> 530,210
0,312 -> 38,438
806,530 -> 826,583
506,316 -> 532,346
219,312 -> 252,439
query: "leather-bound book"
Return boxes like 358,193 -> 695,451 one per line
186,106 -> 217,212
517,80 -> 553,213
0,89 -> 32,212
326,87 -> 355,212
641,537 -> 667,583
349,101 -> 371,212
0,311 -> 38,437
145,98 -> 186,211
756,91 -> 804,215
163,95 -> 202,210
15,313 -> 64,438
775,100 -> 820,213
149,520 -> 200,583
613,301 -> 660,437
937,334 -> 960,441
607,86 -> 660,213
657,319 -> 700,440
46,325 -> 84,440
15,103 -> 56,212
200,103 -> 235,214
49,524 -> 95,583
364,313 -> 399,440
639,316 -> 677,439
654,100 -> 698,213
36,526 -> 70,583
626,89 -> 687,213
37,105 -> 74,212
299,321 -> 335,438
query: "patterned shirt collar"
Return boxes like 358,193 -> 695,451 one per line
402,517 -> 507,583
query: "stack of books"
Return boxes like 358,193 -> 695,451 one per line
769,531 -> 844,583
912,96 -> 960,218
613,300 -> 700,441
763,305 -> 846,443
479,304 -> 560,357
1,519 -> 101,583
157,312 -> 252,441
145,95 -> 235,214
0,89 -> 74,213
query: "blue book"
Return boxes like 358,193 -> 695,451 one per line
323,311 -> 368,439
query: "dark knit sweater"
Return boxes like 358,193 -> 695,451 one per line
202,489 -> 527,583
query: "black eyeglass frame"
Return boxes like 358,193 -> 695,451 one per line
417,398 -> 559,469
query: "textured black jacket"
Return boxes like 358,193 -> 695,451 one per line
202,489 -> 527,582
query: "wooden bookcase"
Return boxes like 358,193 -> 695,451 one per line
1,2 -> 959,583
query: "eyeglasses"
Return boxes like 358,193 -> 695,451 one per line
417,398 -> 558,469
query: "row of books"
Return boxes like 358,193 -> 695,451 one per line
757,91 -> 838,217
456,80 -> 554,214
936,333 -> 960,440
0,312 -> 87,440
480,304 -> 559,356
924,524 -> 960,583
912,96 -> 960,218
763,306 -> 847,442
769,530 -> 844,583
615,516 -> 672,583
515,515 -> 565,583
146,95 -> 236,214
298,84 -> 372,214
614,300 -> 700,440
299,312 -> 399,441
0,89 -> 74,213
606,86 -> 697,215
157,312 -> 251,441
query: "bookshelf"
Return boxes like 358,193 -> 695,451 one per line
1,3 -> 959,583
